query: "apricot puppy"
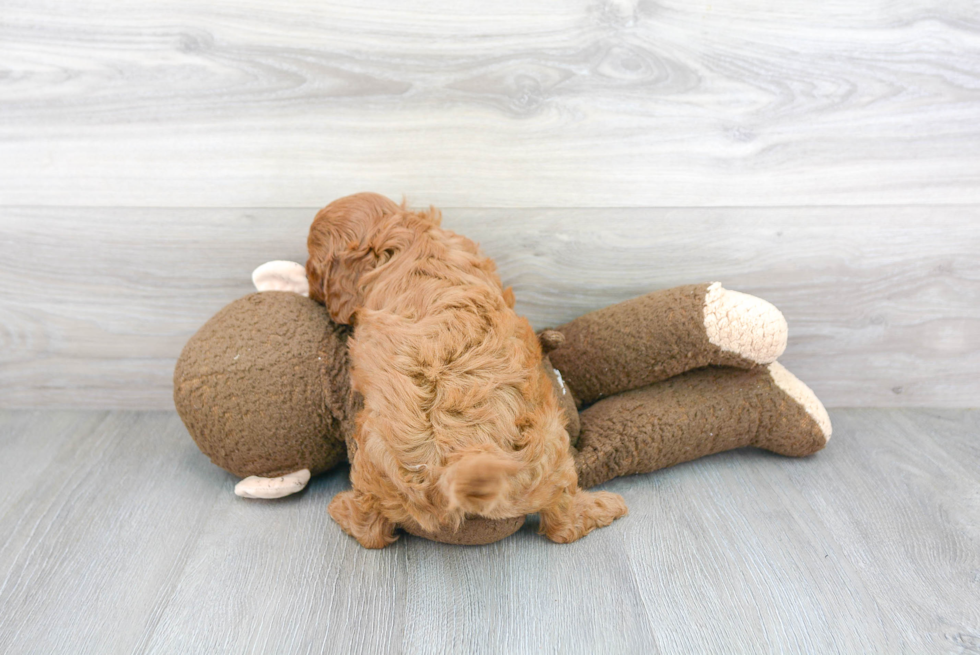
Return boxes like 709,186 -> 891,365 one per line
306,193 -> 627,548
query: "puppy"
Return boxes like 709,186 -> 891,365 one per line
307,193 -> 627,548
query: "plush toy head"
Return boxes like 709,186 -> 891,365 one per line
173,291 -> 355,480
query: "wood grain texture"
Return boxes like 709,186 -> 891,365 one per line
0,409 -> 977,653
1,0 -> 978,207
2,205 -> 977,408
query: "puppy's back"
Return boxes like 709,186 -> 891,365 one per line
350,224 -> 559,513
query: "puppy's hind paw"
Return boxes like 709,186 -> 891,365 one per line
328,490 -> 398,549
541,490 -> 628,544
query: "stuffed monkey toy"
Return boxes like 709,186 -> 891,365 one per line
174,261 -> 830,545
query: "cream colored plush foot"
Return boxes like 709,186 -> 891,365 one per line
234,469 -> 312,499
251,260 -> 309,296
768,362 -> 833,442
703,282 -> 788,364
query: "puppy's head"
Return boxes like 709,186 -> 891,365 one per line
307,192 -> 440,324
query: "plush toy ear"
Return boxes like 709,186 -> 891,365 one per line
252,260 -> 309,296
537,329 -> 566,354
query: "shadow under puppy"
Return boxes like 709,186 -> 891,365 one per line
306,193 -> 627,548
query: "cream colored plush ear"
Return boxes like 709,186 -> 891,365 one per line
235,469 -> 312,499
252,260 -> 309,296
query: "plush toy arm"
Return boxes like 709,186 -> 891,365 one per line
574,363 -> 831,489
252,260 -> 309,296
548,283 -> 788,406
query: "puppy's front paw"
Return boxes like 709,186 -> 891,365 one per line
541,490 -> 628,544
587,490 -> 629,523
328,490 -> 398,549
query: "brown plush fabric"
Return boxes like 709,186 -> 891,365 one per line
400,515 -> 527,545
174,292 -> 348,478
549,284 -> 756,406
175,286 -> 829,547
316,319 -> 362,465
574,366 -> 828,489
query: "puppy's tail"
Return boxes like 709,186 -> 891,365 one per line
439,445 -> 523,517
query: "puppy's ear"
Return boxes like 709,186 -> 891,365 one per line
305,255 -> 329,306
322,242 -> 379,324
307,192 -> 402,323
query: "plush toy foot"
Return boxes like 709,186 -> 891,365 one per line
761,362 -> 832,454
550,283 -> 787,405
234,469 -> 311,499
574,364 -> 831,489
703,282 -> 786,365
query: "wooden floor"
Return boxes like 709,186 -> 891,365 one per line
1,408 -> 977,654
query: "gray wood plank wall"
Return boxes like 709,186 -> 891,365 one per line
1,1 -> 979,409
2,0 -> 979,208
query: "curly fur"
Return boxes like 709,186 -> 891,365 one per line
307,193 -> 627,548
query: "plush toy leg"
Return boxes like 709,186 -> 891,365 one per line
573,363 -> 831,489
234,469 -> 312,499
549,283 -> 788,406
